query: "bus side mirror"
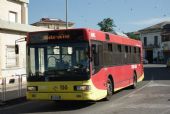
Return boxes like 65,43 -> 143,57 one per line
15,44 -> 19,54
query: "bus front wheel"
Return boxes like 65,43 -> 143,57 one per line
105,78 -> 113,101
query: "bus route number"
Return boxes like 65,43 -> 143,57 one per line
60,85 -> 68,90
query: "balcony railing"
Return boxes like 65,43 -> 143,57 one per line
143,44 -> 160,49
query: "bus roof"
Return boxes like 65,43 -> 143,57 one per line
84,28 -> 142,47
27,28 -> 142,47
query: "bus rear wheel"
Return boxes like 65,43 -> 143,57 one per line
105,78 -> 113,101
131,73 -> 137,89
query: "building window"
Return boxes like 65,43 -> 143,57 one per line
154,36 -> 158,45
6,46 -> 19,67
144,37 -> 147,46
9,11 -> 17,23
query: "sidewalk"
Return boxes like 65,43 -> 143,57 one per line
0,77 -> 27,103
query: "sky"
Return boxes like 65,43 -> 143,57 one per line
29,0 -> 170,32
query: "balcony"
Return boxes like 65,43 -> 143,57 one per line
143,44 -> 160,49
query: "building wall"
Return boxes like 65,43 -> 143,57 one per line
162,41 -> 170,61
21,3 -> 28,24
0,0 -> 28,24
0,31 -> 26,78
140,31 -> 163,62
162,41 -> 170,50
0,0 -> 28,79
140,32 -> 161,46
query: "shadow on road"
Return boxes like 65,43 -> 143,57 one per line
144,65 -> 170,81
0,97 -> 26,107
0,100 -> 95,114
47,101 -> 94,111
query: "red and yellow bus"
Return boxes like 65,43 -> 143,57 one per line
26,28 -> 144,101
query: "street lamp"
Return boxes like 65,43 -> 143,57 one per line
66,0 -> 68,29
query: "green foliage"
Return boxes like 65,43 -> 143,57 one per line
127,32 -> 140,40
98,18 -> 116,33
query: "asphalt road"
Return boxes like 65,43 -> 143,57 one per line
0,64 -> 170,114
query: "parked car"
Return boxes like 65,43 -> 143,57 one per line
143,59 -> 149,64
166,58 -> 170,68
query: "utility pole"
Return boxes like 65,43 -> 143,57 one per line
66,0 -> 68,29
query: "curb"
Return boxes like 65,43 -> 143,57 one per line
0,97 -> 26,106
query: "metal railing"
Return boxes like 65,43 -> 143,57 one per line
0,74 -> 27,104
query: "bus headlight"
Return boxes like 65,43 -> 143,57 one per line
74,85 -> 91,91
27,86 -> 38,91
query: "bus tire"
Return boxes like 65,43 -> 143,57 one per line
105,78 -> 113,101
131,72 -> 137,89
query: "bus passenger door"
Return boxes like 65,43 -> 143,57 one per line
91,43 -> 106,89
91,44 -> 103,74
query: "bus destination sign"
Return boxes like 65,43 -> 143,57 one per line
48,34 -> 70,40
29,30 -> 85,44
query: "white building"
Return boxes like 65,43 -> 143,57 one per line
32,18 -> 74,29
139,21 -> 170,63
0,0 -> 48,83
161,23 -> 170,61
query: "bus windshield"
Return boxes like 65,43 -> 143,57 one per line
27,42 -> 90,81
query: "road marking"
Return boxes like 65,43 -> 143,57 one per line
147,81 -> 170,87
123,103 -> 170,109
109,81 -> 152,108
128,93 -> 170,98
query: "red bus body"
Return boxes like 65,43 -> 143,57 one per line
26,28 -> 144,101
85,29 -> 144,91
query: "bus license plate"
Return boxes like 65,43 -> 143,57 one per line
51,95 -> 61,100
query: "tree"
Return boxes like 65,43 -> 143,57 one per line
126,32 -> 140,40
98,18 -> 116,33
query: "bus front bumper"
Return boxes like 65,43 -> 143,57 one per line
26,92 -> 98,101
